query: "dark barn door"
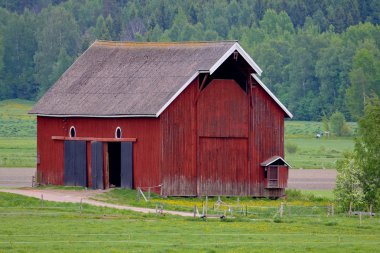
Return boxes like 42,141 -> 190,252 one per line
91,141 -> 104,189
120,142 -> 133,188
64,140 -> 87,187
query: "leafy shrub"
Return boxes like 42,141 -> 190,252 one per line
330,111 -> 351,136
334,152 -> 365,212
286,143 -> 298,154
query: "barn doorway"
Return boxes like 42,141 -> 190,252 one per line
108,142 -> 121,187
106,142 -> 133,189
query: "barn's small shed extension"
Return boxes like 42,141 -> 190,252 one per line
30,40 -> 292,197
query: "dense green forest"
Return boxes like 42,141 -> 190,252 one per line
0,0 -> 379,121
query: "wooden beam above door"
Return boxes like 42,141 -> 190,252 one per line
52,136 -> 137,142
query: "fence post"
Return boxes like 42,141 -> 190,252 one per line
137,188 -> 140,201
193,205 -> 197,218
288,205 -> 291,216
245,205 -> 248,216
148,187 -> 151,201
331,204 -> 334,216
40,194 -> 44,208
280,202 -> 284,218
359,212 -> 362,226
80,198 -> 83,216
369,204 -> 373,219
205,196 -> 208,217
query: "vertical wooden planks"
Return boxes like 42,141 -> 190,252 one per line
197,79 -> 249,138
199,137 -> 248,195
120,142 -> 133,189
197,79 -> 249,196
250,82 -> 285,196
91,141 -> 103,189
63,140 -> 87,187
160,79 -> 197,196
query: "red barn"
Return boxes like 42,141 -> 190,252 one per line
30,41 -> 293,197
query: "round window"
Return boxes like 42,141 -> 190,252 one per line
115,127 -> 122,138
69,126 -> 76,138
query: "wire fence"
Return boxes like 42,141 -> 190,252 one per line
134,189 -> 339,220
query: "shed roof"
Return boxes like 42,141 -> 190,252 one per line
30,40 -> 290,118
260,156 -> 292,168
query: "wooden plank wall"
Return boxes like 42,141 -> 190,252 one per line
36,117 -> 160,188
199,137 -> 248,195
197,79 -> 249,196
278,166 -> 288,188
160,79 -> 197,196
250,82 -> 285,196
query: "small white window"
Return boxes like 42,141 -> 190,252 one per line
115,127 -> 122,138
69,126 -> 76,138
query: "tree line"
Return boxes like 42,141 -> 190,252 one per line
0,0 -> 379,121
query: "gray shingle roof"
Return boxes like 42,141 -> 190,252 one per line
31,41 -> 244,116
30,40 -> 294,118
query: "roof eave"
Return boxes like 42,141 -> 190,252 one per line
251,74 -> 293,119
260,156 -> 292,168
32,113 -> 157,118
155,71 -> 201,117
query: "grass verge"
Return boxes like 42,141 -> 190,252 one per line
1,192 -> 379,252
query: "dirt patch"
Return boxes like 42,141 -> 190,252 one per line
288,169 -> 337,190
0,168 -> 36,188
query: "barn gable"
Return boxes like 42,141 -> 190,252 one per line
30,41 -> 291,119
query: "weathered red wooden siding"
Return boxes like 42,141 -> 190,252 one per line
278,166 -> 288,188
36,117 -> 64,185
199,137 -> 248,195
263,166 -> 288,189
250,83 -> 285,196
197,79 -> 249,138
197,79 -> 249,195
160,79 -> 197,196
37,116 -> 160,188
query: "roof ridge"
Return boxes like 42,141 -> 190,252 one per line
94,40 -> 238,47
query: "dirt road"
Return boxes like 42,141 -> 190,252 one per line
0,168 -> 337,190
0,168 -> 36,188
288,169 -> 337,190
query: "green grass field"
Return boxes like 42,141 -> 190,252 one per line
285,137 -> 354,169
0,192 -> 379,252
285,121 -> 356,168
0,99 -> 356,168
0,99 -> 36,167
